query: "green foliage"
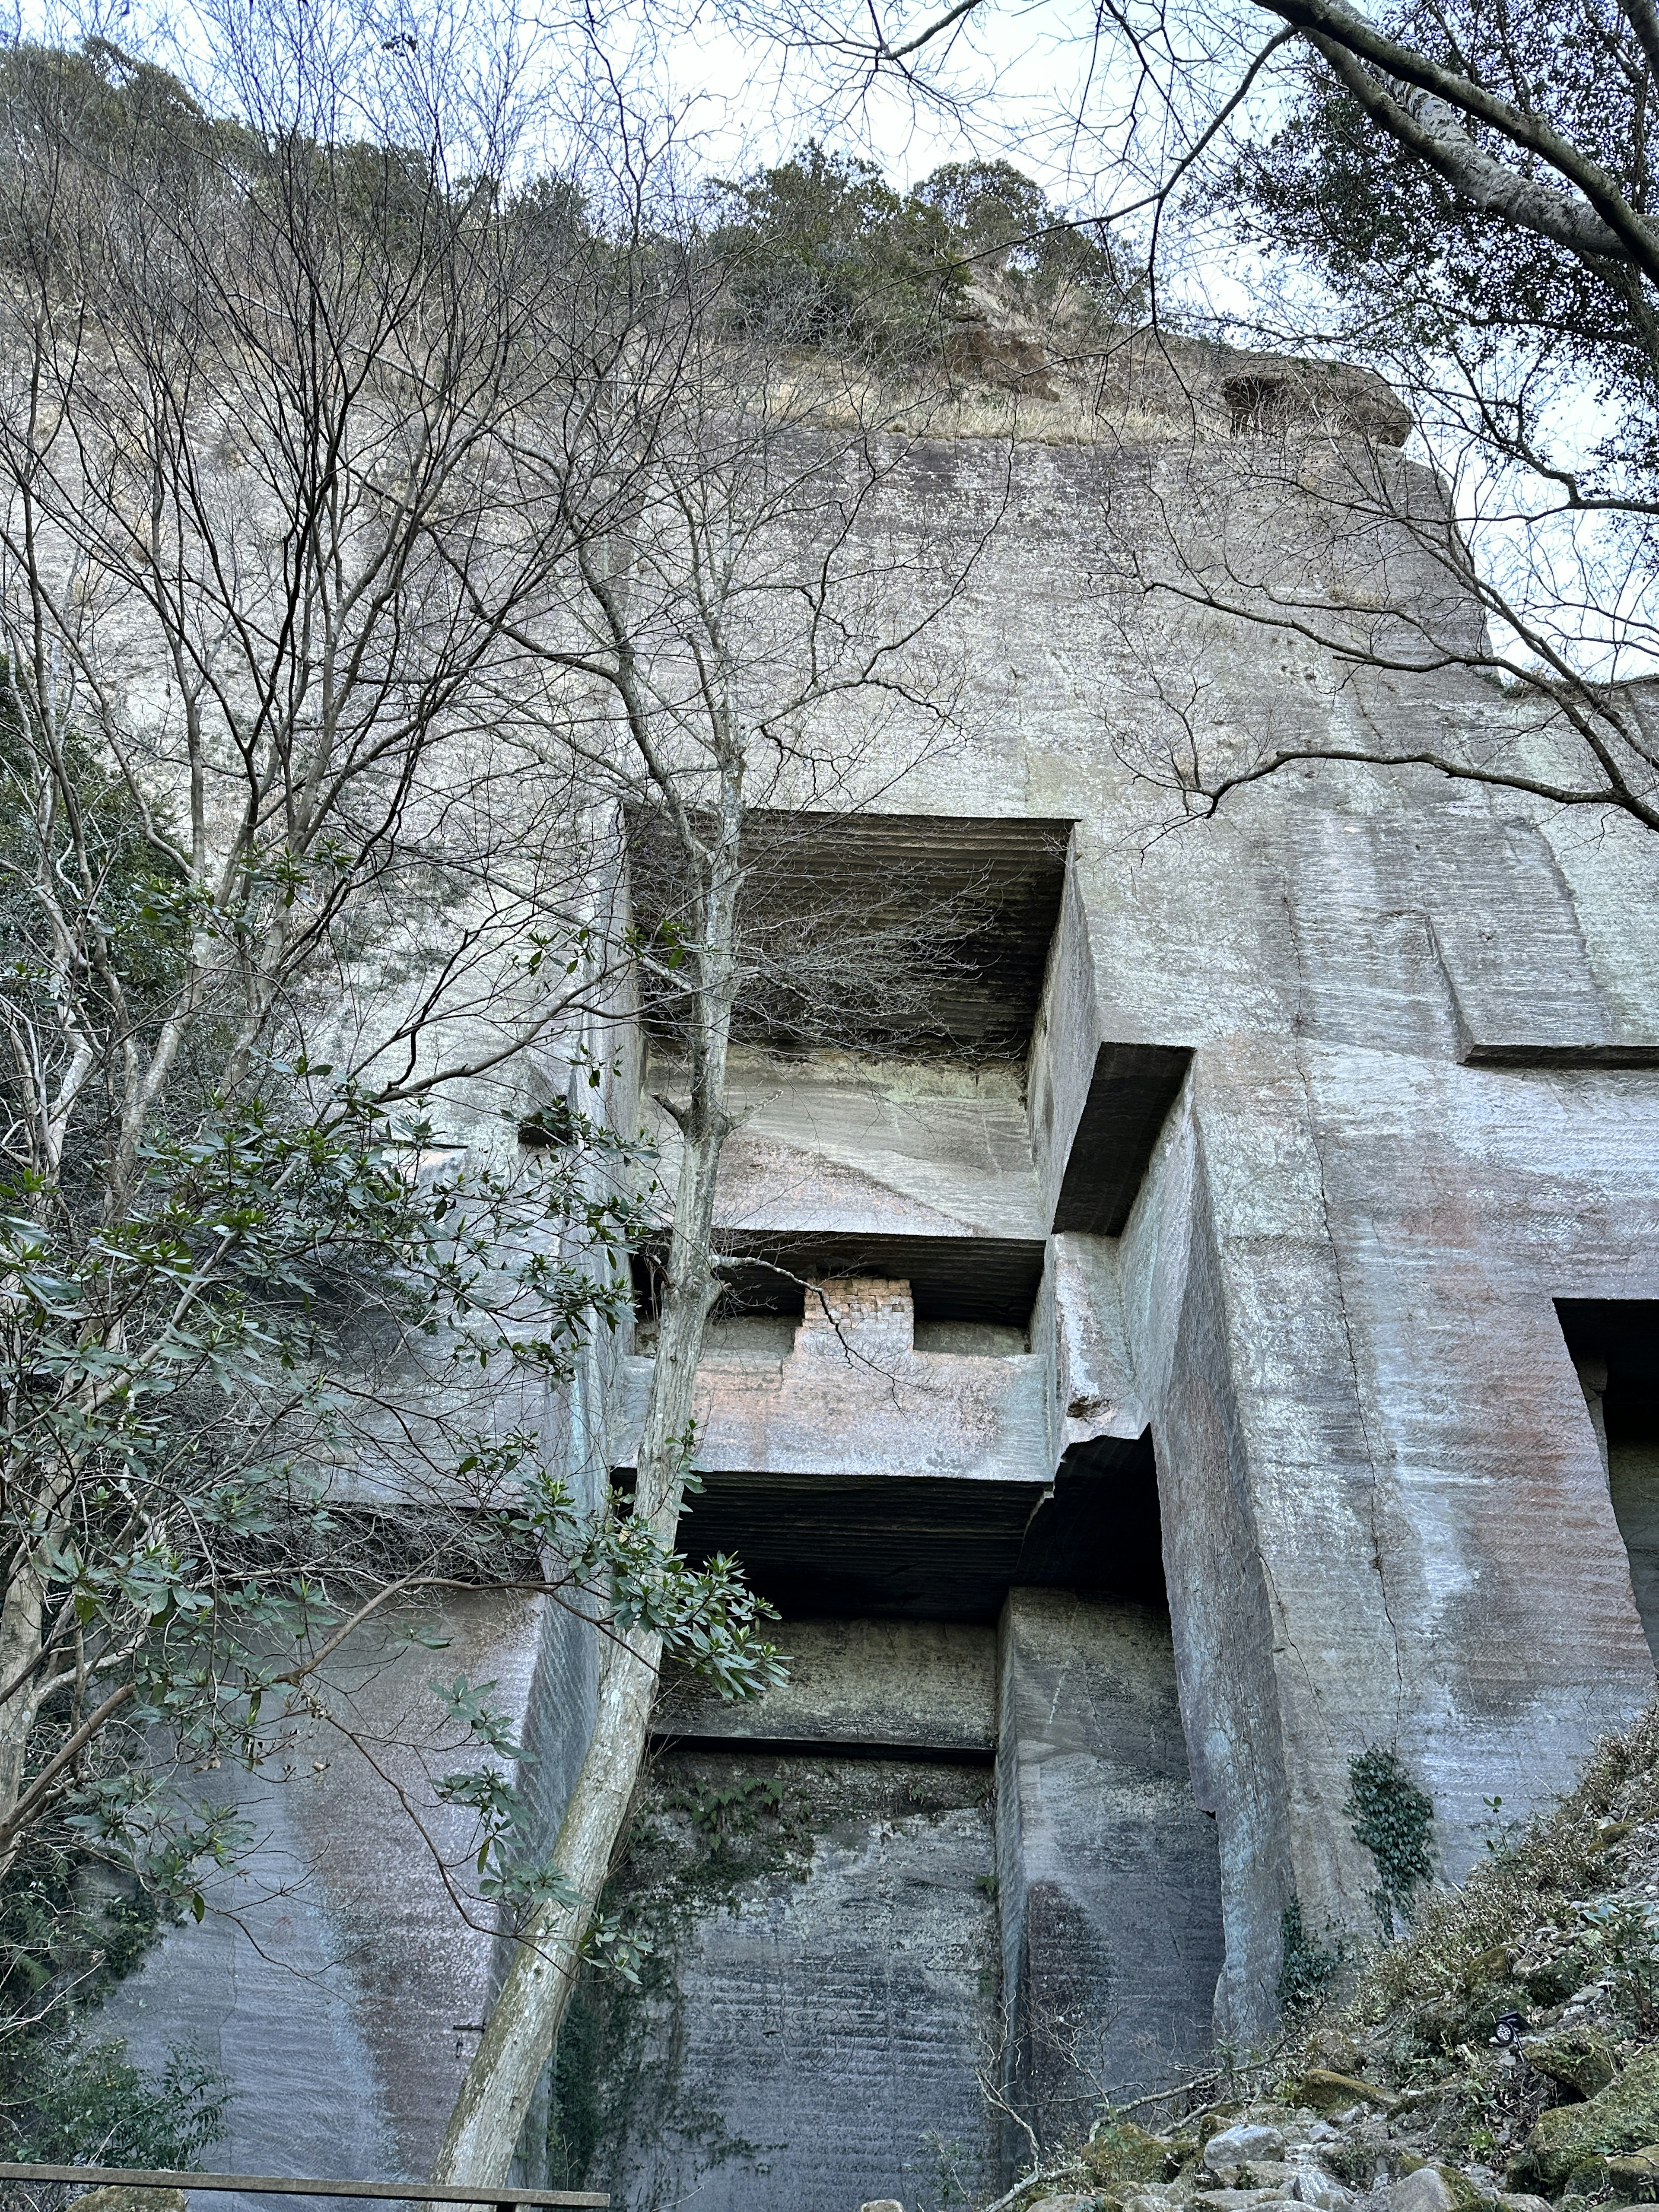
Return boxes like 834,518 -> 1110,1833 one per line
0,1088 -> 655,1888
0,1820 -> 170,2052
0,2035 -> 231,2165
1218,0 -> 1659,492
547,1981 -> 604,2186
1346,1745 -> 1436,1933
0,650 -> 785,1982
1278,1898 -> 1343,2014
713,142 -> 965,362
0,1812 -> 229,2161
1574,1896 -> 1659,2032
710,146 -> 1141,367
679,1773 -> 783,1836
916,159 -> 1142,312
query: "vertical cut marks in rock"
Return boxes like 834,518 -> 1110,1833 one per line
995,1433 -> 1224,2167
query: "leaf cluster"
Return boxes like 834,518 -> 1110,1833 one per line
0,2032 -> 231,2165
709,145 -> 1140,368
1346,1744 -> 1437,1933
1220,0 -> 1659,489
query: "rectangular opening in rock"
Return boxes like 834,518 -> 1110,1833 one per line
564,1428 -> 1224,2205
1559,1300 -> 1659,1662
558,1643 -> 1001,2212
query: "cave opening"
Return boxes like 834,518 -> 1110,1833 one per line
1558,1299 -> 1659,1661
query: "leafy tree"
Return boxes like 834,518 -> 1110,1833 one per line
0,2035 -> 232,2166
1222,0 -> 1655,443
0,24 -> 790,2135
917,156 -> 1143,312
709,145 -> 1144,363
1173,0 -> 1659,833
713,140 -> 968,359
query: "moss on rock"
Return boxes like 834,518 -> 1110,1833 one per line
1509,2045 -> 1659,2193
1080,2122 -> 1177,2188
1518,2027 -> 1617,2102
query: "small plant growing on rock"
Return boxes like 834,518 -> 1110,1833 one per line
1573,1896 -> 1659,2031
1278,1899 -> 1343,2013
1346,1746 -> 1437,1935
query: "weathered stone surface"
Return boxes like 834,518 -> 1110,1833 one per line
573,1751 -> 998,2212
95,409 -> 1659,2207
1389,2169 -> 1460,2212
1297,2071 -> 1396,2113
613,1277 -> 1049,1484
97,1589 -> 544,2202
1198,2193 -> 1294,2211
1514,2045 -> 1659,2190
1081,2122 -> 1179,2189
1304,2028 -> 1364,2076
1286,2173 -> 1352,2211
1519,2028 -> 1618,2101
999,1591 -> 1224,2147
1205,2126 -> 1288,2172
1605,2147 -> 1659,2192
658,1618 -> 995,1753
670,1046 -> 1046,1240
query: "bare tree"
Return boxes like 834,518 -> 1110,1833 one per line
0,18 -> 791,2111
431,237 -> 996,2191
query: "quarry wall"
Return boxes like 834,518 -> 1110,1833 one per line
102,413 -> 1659,2212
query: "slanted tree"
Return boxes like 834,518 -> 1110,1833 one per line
431,198 -> 993,2192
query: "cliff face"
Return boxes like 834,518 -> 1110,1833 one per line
100,410 -> 1659,2211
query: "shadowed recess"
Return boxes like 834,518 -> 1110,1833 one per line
672,1433 -> 1164,1622
626,807 -> 1071,1057
1558,1300 -> 1659,1665
1052,1042 -> 1192,1237
631,1229 -> 1047,1328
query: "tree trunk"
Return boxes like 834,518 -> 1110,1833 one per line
0,1554 -> 44,1875
432,832 -> 739,2191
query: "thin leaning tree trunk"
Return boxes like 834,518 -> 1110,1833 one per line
432,858 -> 738,2191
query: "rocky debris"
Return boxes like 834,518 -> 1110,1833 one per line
859,2201 -> 905,2212
1511,2043 -> 1659,2192
1306,2034 -> 1368,2077
1205,2127 -> 1289,2171
1389,2171 -> 1460,2212
1298,2072 -> 1398,2115
1516,2032 -> 1618,2103
1604,2147 -> 1659,2192
853,1710 -> 1659,2212
1083,2123 -> 1191,2191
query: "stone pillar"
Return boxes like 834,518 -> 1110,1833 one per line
995,1589 -> 1224,2165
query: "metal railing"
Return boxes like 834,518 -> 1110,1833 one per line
0,2166 -> 607,2209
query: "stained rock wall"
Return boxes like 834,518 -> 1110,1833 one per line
97,412 -> 1659,2208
